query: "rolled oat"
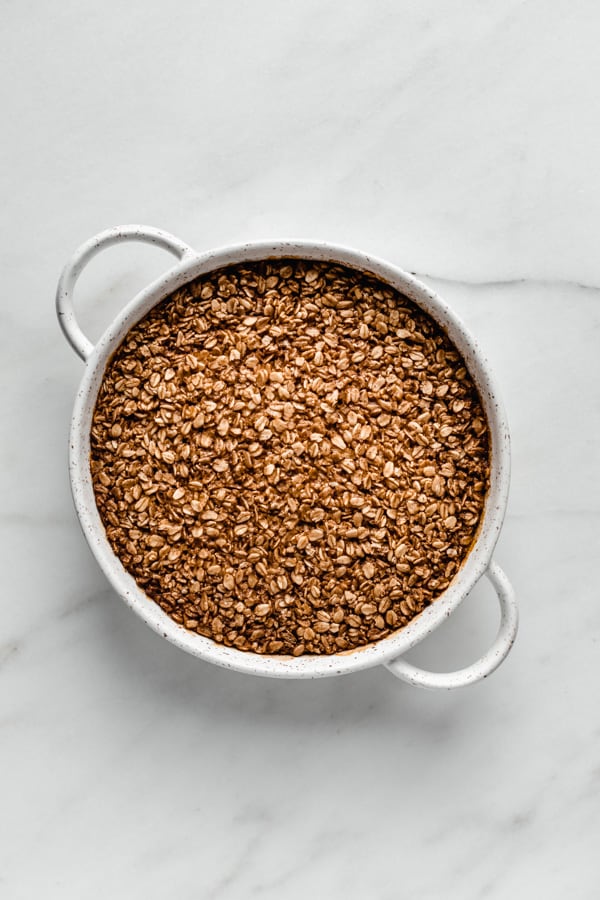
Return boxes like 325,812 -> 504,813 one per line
90,259 -> 490,656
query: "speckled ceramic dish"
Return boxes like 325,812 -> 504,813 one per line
56,225 -> 518,689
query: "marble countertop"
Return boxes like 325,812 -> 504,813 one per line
2,2 -> 599,897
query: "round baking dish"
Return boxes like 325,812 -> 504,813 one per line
56,225 -> 518,689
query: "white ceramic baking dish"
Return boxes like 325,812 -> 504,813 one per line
56,225 -> 518,689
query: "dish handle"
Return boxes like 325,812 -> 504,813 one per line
384,560 -> 518,689
56,225 -> 197,361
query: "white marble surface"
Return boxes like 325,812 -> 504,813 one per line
2,1 -> 600,897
